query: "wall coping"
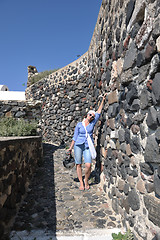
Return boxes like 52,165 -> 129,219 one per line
51,51 -> 88,75
0,136 -> 42,143
26,52 -> 88,89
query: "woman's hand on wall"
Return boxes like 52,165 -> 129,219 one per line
97,93 -> 107,114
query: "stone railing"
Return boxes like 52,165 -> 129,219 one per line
25,0 -> 160,239
0,136 -> 43,238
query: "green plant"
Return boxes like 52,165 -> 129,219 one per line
0,117 -> 38,137
112,229 -> 134,240
29,69 -> 59,85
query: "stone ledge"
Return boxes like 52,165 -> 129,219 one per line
0,136 -> 42,142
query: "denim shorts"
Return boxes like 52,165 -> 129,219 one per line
74,144 -> 92,164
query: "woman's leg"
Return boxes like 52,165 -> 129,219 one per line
74,144 -> 84,190
76,164 -> 84,190
83,148 -> 92,189
84,163 -> 91,189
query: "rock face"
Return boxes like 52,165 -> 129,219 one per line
24,0 -> 160,239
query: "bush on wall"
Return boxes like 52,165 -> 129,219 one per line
0,117 -> 38,136
29,69 -> 59,85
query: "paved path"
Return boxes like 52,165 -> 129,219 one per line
9,143 -> 123,240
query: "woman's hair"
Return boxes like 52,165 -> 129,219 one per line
87,110 -> 96,115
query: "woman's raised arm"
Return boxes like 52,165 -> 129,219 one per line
96,93 -> 107,114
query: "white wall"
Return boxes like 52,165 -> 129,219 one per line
0,91 -> 26,100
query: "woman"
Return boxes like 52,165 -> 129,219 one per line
68,93 -> 107,190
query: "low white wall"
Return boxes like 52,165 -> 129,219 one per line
0,91 -> 25,100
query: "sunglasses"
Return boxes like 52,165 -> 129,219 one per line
88,114 -> 95,119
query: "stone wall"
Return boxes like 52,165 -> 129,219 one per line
0,136 -> 43,238
25,0 -> 160,239
0,100 -> 41,120
25,53 -> 89,144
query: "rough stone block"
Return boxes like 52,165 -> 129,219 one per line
128,189 -> 140,211
131,124 -> 140,134
110,130 -> 118,139
135,10 -> 153,49
111,59 -> 124,80
5,111 -> 12,117
118,179 -> 125,192
0,194 -> 7,207
127,176 -> 136,188
123,42 -> 137,70
132,113 -> 145,124
158,166 -> 160,177
145,182 -> 154,193
137,179 -> 146,194
130,136 -> 141,154
108,91 -> 118,105
126,0 -> 136,26
108,118 -> 115,130
126,144 -> 132,156
120,143 -> 126,154
131,99 -> 140,111
152,73 -> 160,103
157,112 -> 160,125
125,128 -> 131,144
126,115 -> 133,128
146,106 -> 158,130
144,134 -> 160,163
155,127 -> 160,141
118,129 -> 125,143
149,54 -> 160,78
140,88 -> 152,109
136,51 -> 145,67
120,164 -> 127,179
112,198 -> 119,214
122,197 -> 130,214
121,69 -> 133,84
126,83 -> 138,105
112,103 -> 119,118
138,63 -> 150,84
144,40 -> 157,60
140,162 -> 154,175
154,169 -> 160,197
144,194 -> 160,227
108,105 -> 113,118
15,111 -> 26,118
152,17 -> 160,39
101,147 -> 107,158
124,183 -> 130,195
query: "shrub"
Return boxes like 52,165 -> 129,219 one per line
0,117 -> 38,137
112,229 -> 134,240
29,69 -> 59,85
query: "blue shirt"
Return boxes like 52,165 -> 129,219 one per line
73,112 -> 101,148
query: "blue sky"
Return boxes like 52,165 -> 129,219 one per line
0,0 -> 102,91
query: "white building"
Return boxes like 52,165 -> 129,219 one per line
0,85 -> 26,101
